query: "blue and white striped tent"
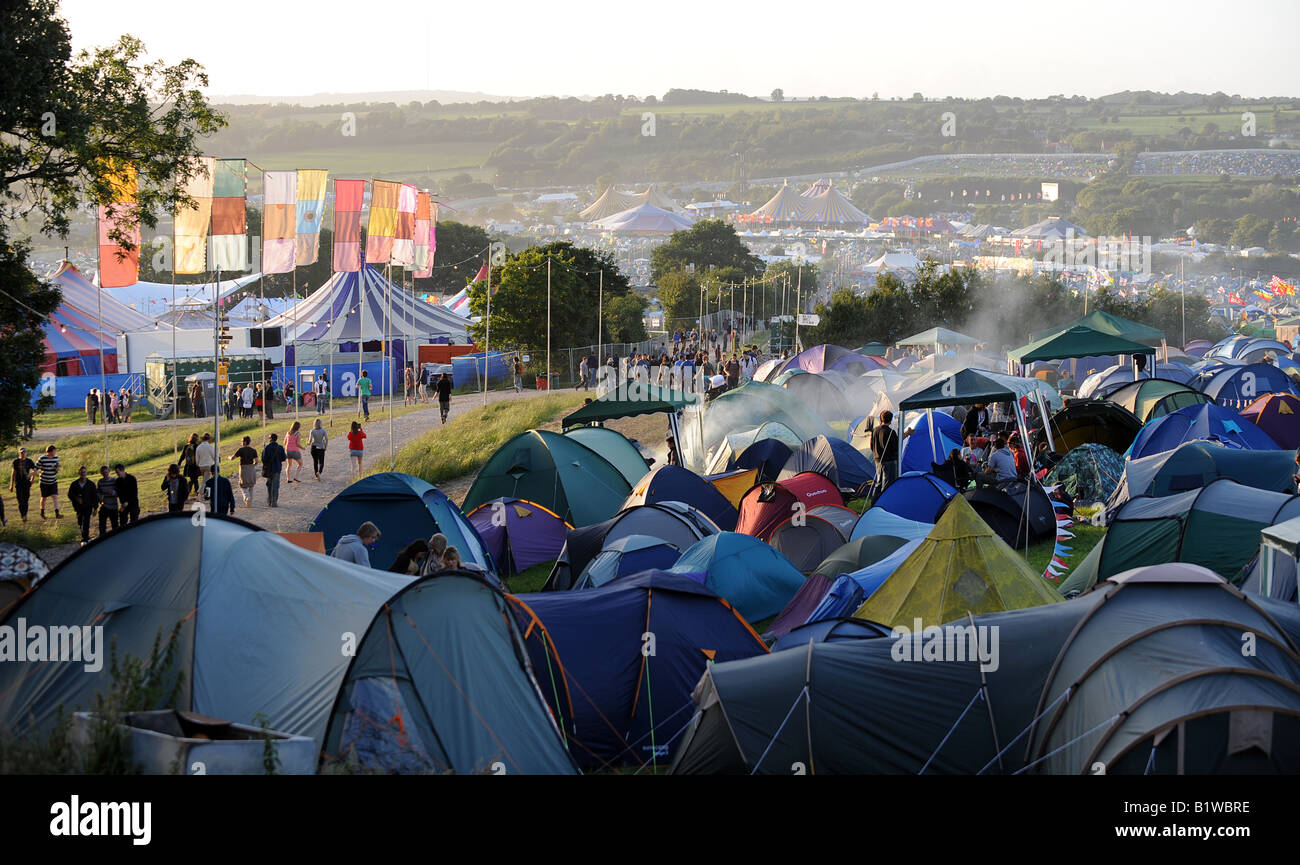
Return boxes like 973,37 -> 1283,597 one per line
263,265 -> 468,344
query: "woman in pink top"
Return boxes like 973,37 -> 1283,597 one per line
284,421 -> 304,483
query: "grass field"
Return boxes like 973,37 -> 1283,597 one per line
385,391 -> 585,487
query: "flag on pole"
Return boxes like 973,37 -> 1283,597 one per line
1228,291 -> 1244,306
262,170 -> 297,273
96,161 -> 139,288
1270,275 -> 1296,296
210,159 -> 248,271
332,179 -> 365,272
410,192 -> 433,277
365,180 -> 400,263
294,169 -> 329,265
391,183 -> 418,266
174,156 -> 215,274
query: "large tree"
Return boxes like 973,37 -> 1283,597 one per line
466,241 -> 631,365
0,0 -> 224,445
650,219 -> 764,283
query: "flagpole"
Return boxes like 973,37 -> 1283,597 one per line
597,268 -> 603,368
387,262 -> 394,470
292,267 -> 299,422
484,251 -> 490,407
259,164 -> 267,432
546,256 -> 551,390
96,249 -> 108,471
170,189 -> 178,458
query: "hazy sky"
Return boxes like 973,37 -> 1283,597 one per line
60,0 -> 1300,100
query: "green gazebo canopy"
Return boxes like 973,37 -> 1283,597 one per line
1009,325 -> 1156,363
562,380 -> 696,428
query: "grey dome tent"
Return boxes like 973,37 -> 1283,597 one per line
321,570 -> 579,774
671,563 -> 1300,774
544,502 -> 719,591
0,513 -> 415,749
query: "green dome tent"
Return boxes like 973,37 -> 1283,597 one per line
462,430 -> 633,528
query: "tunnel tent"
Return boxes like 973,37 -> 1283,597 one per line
308,472 -> 490,572
0,513 -> 416,749
462,429 -> 632,528
466,498 -> 571,577
1046,400 -> 1142,455
563,426 -> 652,487
509,569 -> 768,769
735,471 -> 844,541
872,472 -> 958,524
1127,402 -> 1278,460
854,496 -> 1062,629
321,570 -> 579,774
768,514 -> 848,575
1109,440 -> 1299,508
543,502 -> 719,591
1105,378 -> 1211,424
1061,479 -> 1300,596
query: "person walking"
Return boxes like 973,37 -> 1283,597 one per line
180,434 -> 201,500
121,388 -> 134,423
404,364 -> 415,406
202,470 -> 237,516
226,383 -> 238,421
418,364 -> 431,404
578,356 -> 589,391
357,369 -> 372,421
254,383 -> 265,422
241,382 -> 254,419
436,372 -> 452,424
346,421 -> 366,479
37,444 -> 61,519
309,418 -> 328,481
68,465 -> 97,546
870,411 -> 900,494
230,435 -> 259,507
264,380 -> 275,421
196,432 -> 216,485
513,356 -> 524,394
261,433 -> 287,508
95,465 -> 119,537
85,389 -> 98,425
10,447 -> 35,523
113,463 -> 139,527
314,374 -> 329,415
284,421 -> 304,483
331,521 -> 381,567
107,389 -> 119,424
161,464 -> 187,513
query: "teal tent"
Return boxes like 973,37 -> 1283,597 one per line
1031,309 -> 1164,345
563,426 -> 652,486
462,430 -> 633,527
562,380 -> 695,429
670,532 -> 806,622
898,368 -> 1015,411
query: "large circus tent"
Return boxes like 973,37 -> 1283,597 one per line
596,202 -> 694,234
43,261 -> 153,375
263,264 -> 470,368
746,179 -> 870,226
579,187 -> 642,221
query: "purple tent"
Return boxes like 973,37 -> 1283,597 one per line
767,573 -> 835,638
466,497 -> 571,576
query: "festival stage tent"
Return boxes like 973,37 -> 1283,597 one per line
107,270 -> 263,317
1011,216 -> 1089,240
596,203 -> 694,234
43,261 -> 154,375
263,265 -> 469,348
579,187 -> 641,221
750,181 -> 808,222
797,181 -> 870,225
635,184 -> 679,211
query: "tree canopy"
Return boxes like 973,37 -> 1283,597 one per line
650,220 -> 764,283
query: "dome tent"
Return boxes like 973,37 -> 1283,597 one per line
466,498 -> 571,577
309,472 -> 490,572
962,479 -> 1058,549
1127,403 -> 1277,459
463,430 -> 633,528
321,570 -> 579,774
778,435 -> 876,497
573,534 -> 682,589
1241,393 -> 1300,449
623,464 -> 739,531
1104,378 -> 1211,424
735,471 -> 843,541
872,472 -> 958,524
563,426 -> 652,487
510,570 -> 767,769
670,532 -> 806,622
1109,440 -> 1298,508
768,514 -> 847,576
543,502 -> 718,591
0,514 -> 415,749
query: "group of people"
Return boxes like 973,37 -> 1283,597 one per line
225,381 -> 278,421
330,521 -> 470,577
84,388 -> 135,426
403,365 -> 454,421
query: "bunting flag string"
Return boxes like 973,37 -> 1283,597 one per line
1041,484 -> 1075,582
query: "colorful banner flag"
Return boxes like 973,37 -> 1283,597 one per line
1228,291 -> 1244,306
174,156 -> 215,274
365,180 -> 400,263
1270,275 -> 1296,296
391,183 -> 418,266
410,192 -> 433,277
1254,288 -> 1273,301
332,179 -> 365,272
210,159 -> 248,271
262,170 -> 297,274
97,162 -> 139,288
294,169 -> 329,266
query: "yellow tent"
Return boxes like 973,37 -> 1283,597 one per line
705,469 -> 759,509
854,496 -> 1061,628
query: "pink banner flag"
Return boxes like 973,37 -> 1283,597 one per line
262,170 -> 297,273
332,179 -> 365,272
410,192 -> 433,278
391,183 -> 418,266
97,162 -> 139,288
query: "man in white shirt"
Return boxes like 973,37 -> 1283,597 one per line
240,384 -> 254,419
196,433 -> 216,484
314,376 -> 329,414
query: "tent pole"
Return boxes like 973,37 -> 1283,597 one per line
387,262 -> 394,470
970,611 -> 1005,774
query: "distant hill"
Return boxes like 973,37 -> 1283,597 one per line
209,89 -> 522,106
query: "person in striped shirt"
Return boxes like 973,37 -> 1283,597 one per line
37,445 -> 61,519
